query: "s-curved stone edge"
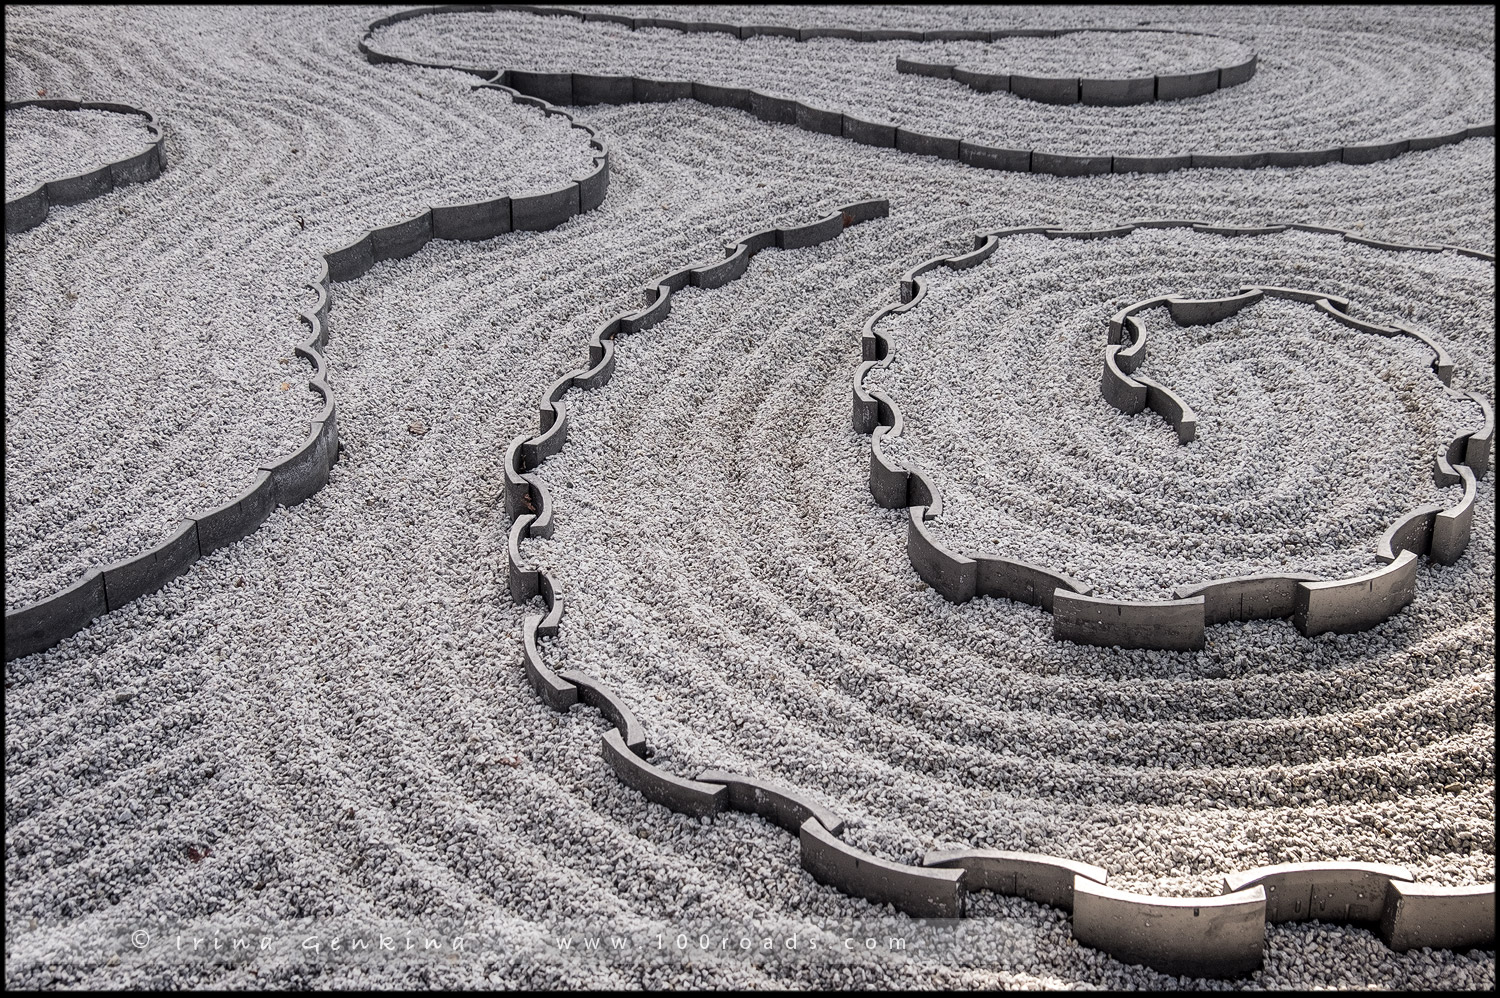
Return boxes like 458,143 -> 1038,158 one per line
4,98 -> 166,234
4,77 -> 608,663
851,220 -> 1493,650
897,31 -> 1257,107
358,5 -> 1493,175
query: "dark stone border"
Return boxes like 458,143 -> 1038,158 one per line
852,220 -> 1493,652
1102,272 -> 1489,639
4,76 -> 608,663
357,5 -> 1493,175
499,200 -> 1493,976
4,99 -> 165,234
897,31 -> 1258,107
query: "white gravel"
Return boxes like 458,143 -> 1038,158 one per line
4,4 -> 1495,992
3,105 -> 155,202
374,5 -> 1494,157
4,5 -> 595,610
929,30 -> 1254,80
870,228 -> 1493,599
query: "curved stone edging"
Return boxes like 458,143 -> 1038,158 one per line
356,5 -> 1495,176
896,34 -> 1257,107
4,99 -> 165,234
3,75 -> 608,663
500,202 -> 1494,978
852,220 -> 1494,651
1104,277 -> 1489,641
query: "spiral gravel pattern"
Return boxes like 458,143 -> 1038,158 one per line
373,4 -> 1494,156
4,3 -> 1495,991
871,228 -> 1493,599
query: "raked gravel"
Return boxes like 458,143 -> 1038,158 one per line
3,105 -> 156,202
374,4 -> 1494,157
870,228 -> 1493,599
5,4 -> 1495,991
927,30 -> 1253,80
4,5 -> 595,611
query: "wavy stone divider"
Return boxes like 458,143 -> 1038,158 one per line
4,98 -> 166,234
854,220 -> 1494,653
1071,878 -> 1269,978
500,202 -> 1494,977
1101,270 -> 1491,639
3,76 -> 609,663
357,5 -> 1495,176
897,36 -> 1257,106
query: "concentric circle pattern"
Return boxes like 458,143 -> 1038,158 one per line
870,227 -> 1491,600
4,3 -> 1495,990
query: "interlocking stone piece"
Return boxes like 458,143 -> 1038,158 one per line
572,72 -> 634,104
1135,374 -> 1197,443
512,183 -> 580,231
1266,147 -> 1344,168
1343,139 -> 1410,164
1156,67 -> 1220,100
778,211 -> 843,250
1112,154 -> 1193,174
558,669 -> 648,755
371,210 -> 432,262
193,470 -> 277,556
431,195 -> 512,241
522,613 -> 578,710
894,57 -> 951,79
973,556 -> 1092,612
896,128 -> 961,160
697,771 -> 846,835
1080,76 -> 1155,105
1191,151 -> 1270,169
634,77 -> 693,102
1220,54 -> 1258,87
508,68 -> 573,105
691,81 -> 752,110
508,514 -> 540,603
749,89 -> 798,124
1293,551 -> 1419,636
1102,345 -> 1148,413
1430,465 -> 1477,565
691,242 -> 751,289
1166,289 -> 1263,325
1009,74 -> 1079,105
1223,861 -> 1414,925
325,233 -> 375,282
800,819 -> 965,918
603,729 -> 726,818
795,100 -> 842,136
1030,151 -> 1112,176
922,848 -> 1107,912
1461,391 -> 1493,477
842,115 -> 897,148
260,419 -> 334,507
1380,882 -> 1496,953
908,507 -> 978,602
4,568 -> 108,661
1053,591 -> 1206,650
576,157 -> 609,212
959,142 -> 1030,172
1072,878 -> 1267,978
952,67 -> 1009,93
1374,504 -> 1442,563
1173,573 -> 1324,625
101,519 -> 200,612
